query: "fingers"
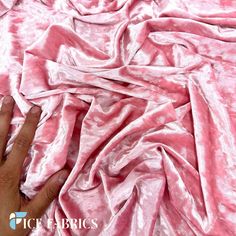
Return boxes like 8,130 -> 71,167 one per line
6,106 -> 41,173
25,170 -> 69,218
0,96 -> 14,162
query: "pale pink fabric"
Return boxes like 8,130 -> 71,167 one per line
0,0 -> 236,235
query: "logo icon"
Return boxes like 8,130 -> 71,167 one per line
9,212 -> 27,230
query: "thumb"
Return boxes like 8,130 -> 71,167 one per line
25,169 -> 69,218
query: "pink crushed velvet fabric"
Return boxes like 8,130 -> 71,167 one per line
1,0 -> 236,235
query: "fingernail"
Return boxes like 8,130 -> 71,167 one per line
30,106 -> 41,114
3,96 -> 13,104
58,171 -> 69,185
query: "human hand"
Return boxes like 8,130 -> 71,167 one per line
0,96 -> 69,236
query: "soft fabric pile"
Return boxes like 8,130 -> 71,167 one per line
1,0 -> 236,235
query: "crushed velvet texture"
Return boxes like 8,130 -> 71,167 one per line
1,0 -> 236,235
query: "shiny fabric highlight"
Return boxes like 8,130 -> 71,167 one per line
0,0 -> 236,235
